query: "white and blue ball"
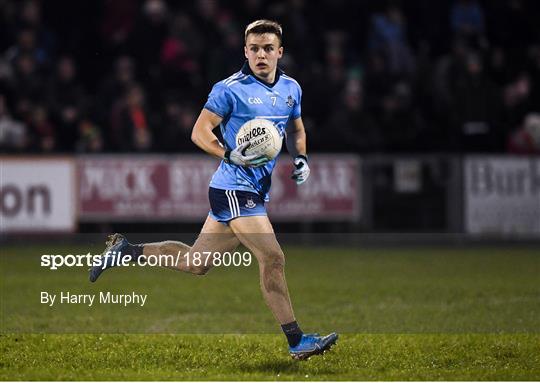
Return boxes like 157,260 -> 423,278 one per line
235,118 -> 283,160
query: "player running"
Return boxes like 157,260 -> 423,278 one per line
89,19 -> 337,360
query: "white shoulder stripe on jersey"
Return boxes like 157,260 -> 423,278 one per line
223,75 -> 241,86
223,72 -> 243,85
227,75 -> 249,87
281,74 -> 300,87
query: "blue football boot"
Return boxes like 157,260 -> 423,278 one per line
89,233 -> 130,282
289,332 -> 339,360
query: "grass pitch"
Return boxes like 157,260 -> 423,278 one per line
2,333 -> 539,380
1,244 -> 539,380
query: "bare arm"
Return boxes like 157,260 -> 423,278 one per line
285,117 -> 307,158
191,108 -> 226,159
191,108 -> 268,167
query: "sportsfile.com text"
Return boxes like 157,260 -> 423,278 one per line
40,251 -> 252,270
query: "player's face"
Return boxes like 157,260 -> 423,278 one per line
244,33 -> 283,82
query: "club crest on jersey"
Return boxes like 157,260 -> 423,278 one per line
286,95 -> 295,108
245,197 -> 256,209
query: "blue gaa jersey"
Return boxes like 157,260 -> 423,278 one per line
204,62 -> 302,201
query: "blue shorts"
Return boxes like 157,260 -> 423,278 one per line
208,187 -> 267,223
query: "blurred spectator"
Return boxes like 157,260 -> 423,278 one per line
100,0 -> 137,51
364,52 -> 394,112
503,72 -> 533,129
507,113 -> 540,154
528,45 -> 540,110
487,0 -> 533,61
158,94 -> 198,152
130,0 -> 169,82
325,77 -> 383,152
110,83 -> 153,152
448,52 -> 502,151
324,31 -> 347,91
194,0 -> 222,45
0,94 -> 27,151
206,23 -> 243,84
160,13 -> 200,90
432,37 -> 469,145
96,55 -> 137,128
0,1 -> 17,52
8,53 -> 44,102
76,119 -> 103,153
375,80 -> 425,151
18,0 -> 56,62
28,104 -> 55,152
486,46 -> 510,86
47,56 -> 87,151
4,27 -> 49,70
450,0 -> 485,38
368,4 -> 415,75
0,0 -> 539,154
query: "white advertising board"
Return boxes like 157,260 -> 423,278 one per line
0,158 -> 76,232
465,156 -> 540,235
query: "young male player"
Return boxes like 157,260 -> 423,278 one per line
89,20 -> 338,360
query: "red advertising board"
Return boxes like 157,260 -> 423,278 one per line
78,155 -> 360,221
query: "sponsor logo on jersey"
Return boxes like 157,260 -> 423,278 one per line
248,97 -> 263,104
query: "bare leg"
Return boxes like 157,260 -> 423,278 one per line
142,216 -> 240,275
229,216 -> 295,324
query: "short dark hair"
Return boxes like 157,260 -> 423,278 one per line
244,19 -> 283,46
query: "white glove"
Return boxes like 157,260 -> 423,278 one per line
224,142 -> 269,167
291,155 -> 310,184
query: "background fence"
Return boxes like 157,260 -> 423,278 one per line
2,154 -> 538,238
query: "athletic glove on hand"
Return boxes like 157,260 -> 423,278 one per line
292,155 -> 310,184
225,142 -> 269,167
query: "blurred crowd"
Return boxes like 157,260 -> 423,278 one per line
1,0 -> 539,154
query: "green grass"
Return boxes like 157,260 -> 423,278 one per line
1,334 -> 539,380
1,244 -> 539,380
